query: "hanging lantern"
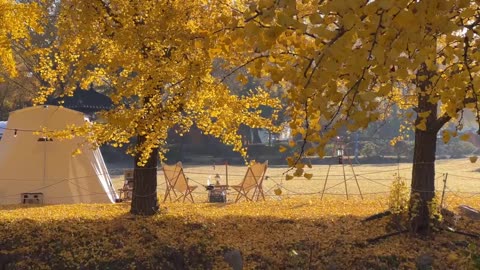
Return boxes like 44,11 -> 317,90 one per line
336,147 -> 344,157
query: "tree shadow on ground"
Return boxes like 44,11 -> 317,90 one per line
0,203 -> 478,269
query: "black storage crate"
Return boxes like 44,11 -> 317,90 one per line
208,189 -> 227,203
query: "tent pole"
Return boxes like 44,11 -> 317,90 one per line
43,137 -> 47,185
225,161 -> 229,186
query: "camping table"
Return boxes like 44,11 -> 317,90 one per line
205,185 -> 229,203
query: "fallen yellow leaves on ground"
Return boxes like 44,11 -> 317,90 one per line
0,196 -> 479,269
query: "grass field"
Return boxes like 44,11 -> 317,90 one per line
110,158 -> 480,203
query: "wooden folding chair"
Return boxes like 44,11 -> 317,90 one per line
162,162 -> 197,203
118,169 -> 134,201
231,161 -> 268,203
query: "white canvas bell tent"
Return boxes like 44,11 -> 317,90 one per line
0,105 -> 118,204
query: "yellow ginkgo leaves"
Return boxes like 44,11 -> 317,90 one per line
442,130 -> 471,144
304,173 -> 313,180
1,196 -> 479,269
213,0 -> 480,172
442,130 -> 452,144
0,1 -> 41,80
459,133 -> 470,141
35,0 -> 281,165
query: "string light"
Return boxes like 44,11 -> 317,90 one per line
0,125 -> 63,134
0,126 -> 40,132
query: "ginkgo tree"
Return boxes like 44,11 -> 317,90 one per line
215,0 -> 480,234
0,0 -> 41,81
36,0 -> 280,215
0,0 -> 60,119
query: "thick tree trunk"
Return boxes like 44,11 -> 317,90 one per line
130,134 -> 159,215
409,63 -> 439,235
409,63 -> 445,235
409,129 -> 437,235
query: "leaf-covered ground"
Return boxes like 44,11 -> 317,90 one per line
0,196 -> 479,269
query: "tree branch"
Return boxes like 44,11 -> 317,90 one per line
434,97 -> 476,132
96,0 -> 123,28
218,54 -> 269,84
463,35 -> 480,134
323,11 -> 384,131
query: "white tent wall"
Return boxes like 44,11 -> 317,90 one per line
0,106 -> 117,204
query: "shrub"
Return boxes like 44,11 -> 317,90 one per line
387,174 -> 410,231
443,140 -> 477,158
376,140 -> 395,156
388,175 -> 410,215
393,140 -> 414,159
324,143 -> 334,156
360,142 -> 381,158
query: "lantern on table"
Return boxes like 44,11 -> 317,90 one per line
214,173 -> 221,185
